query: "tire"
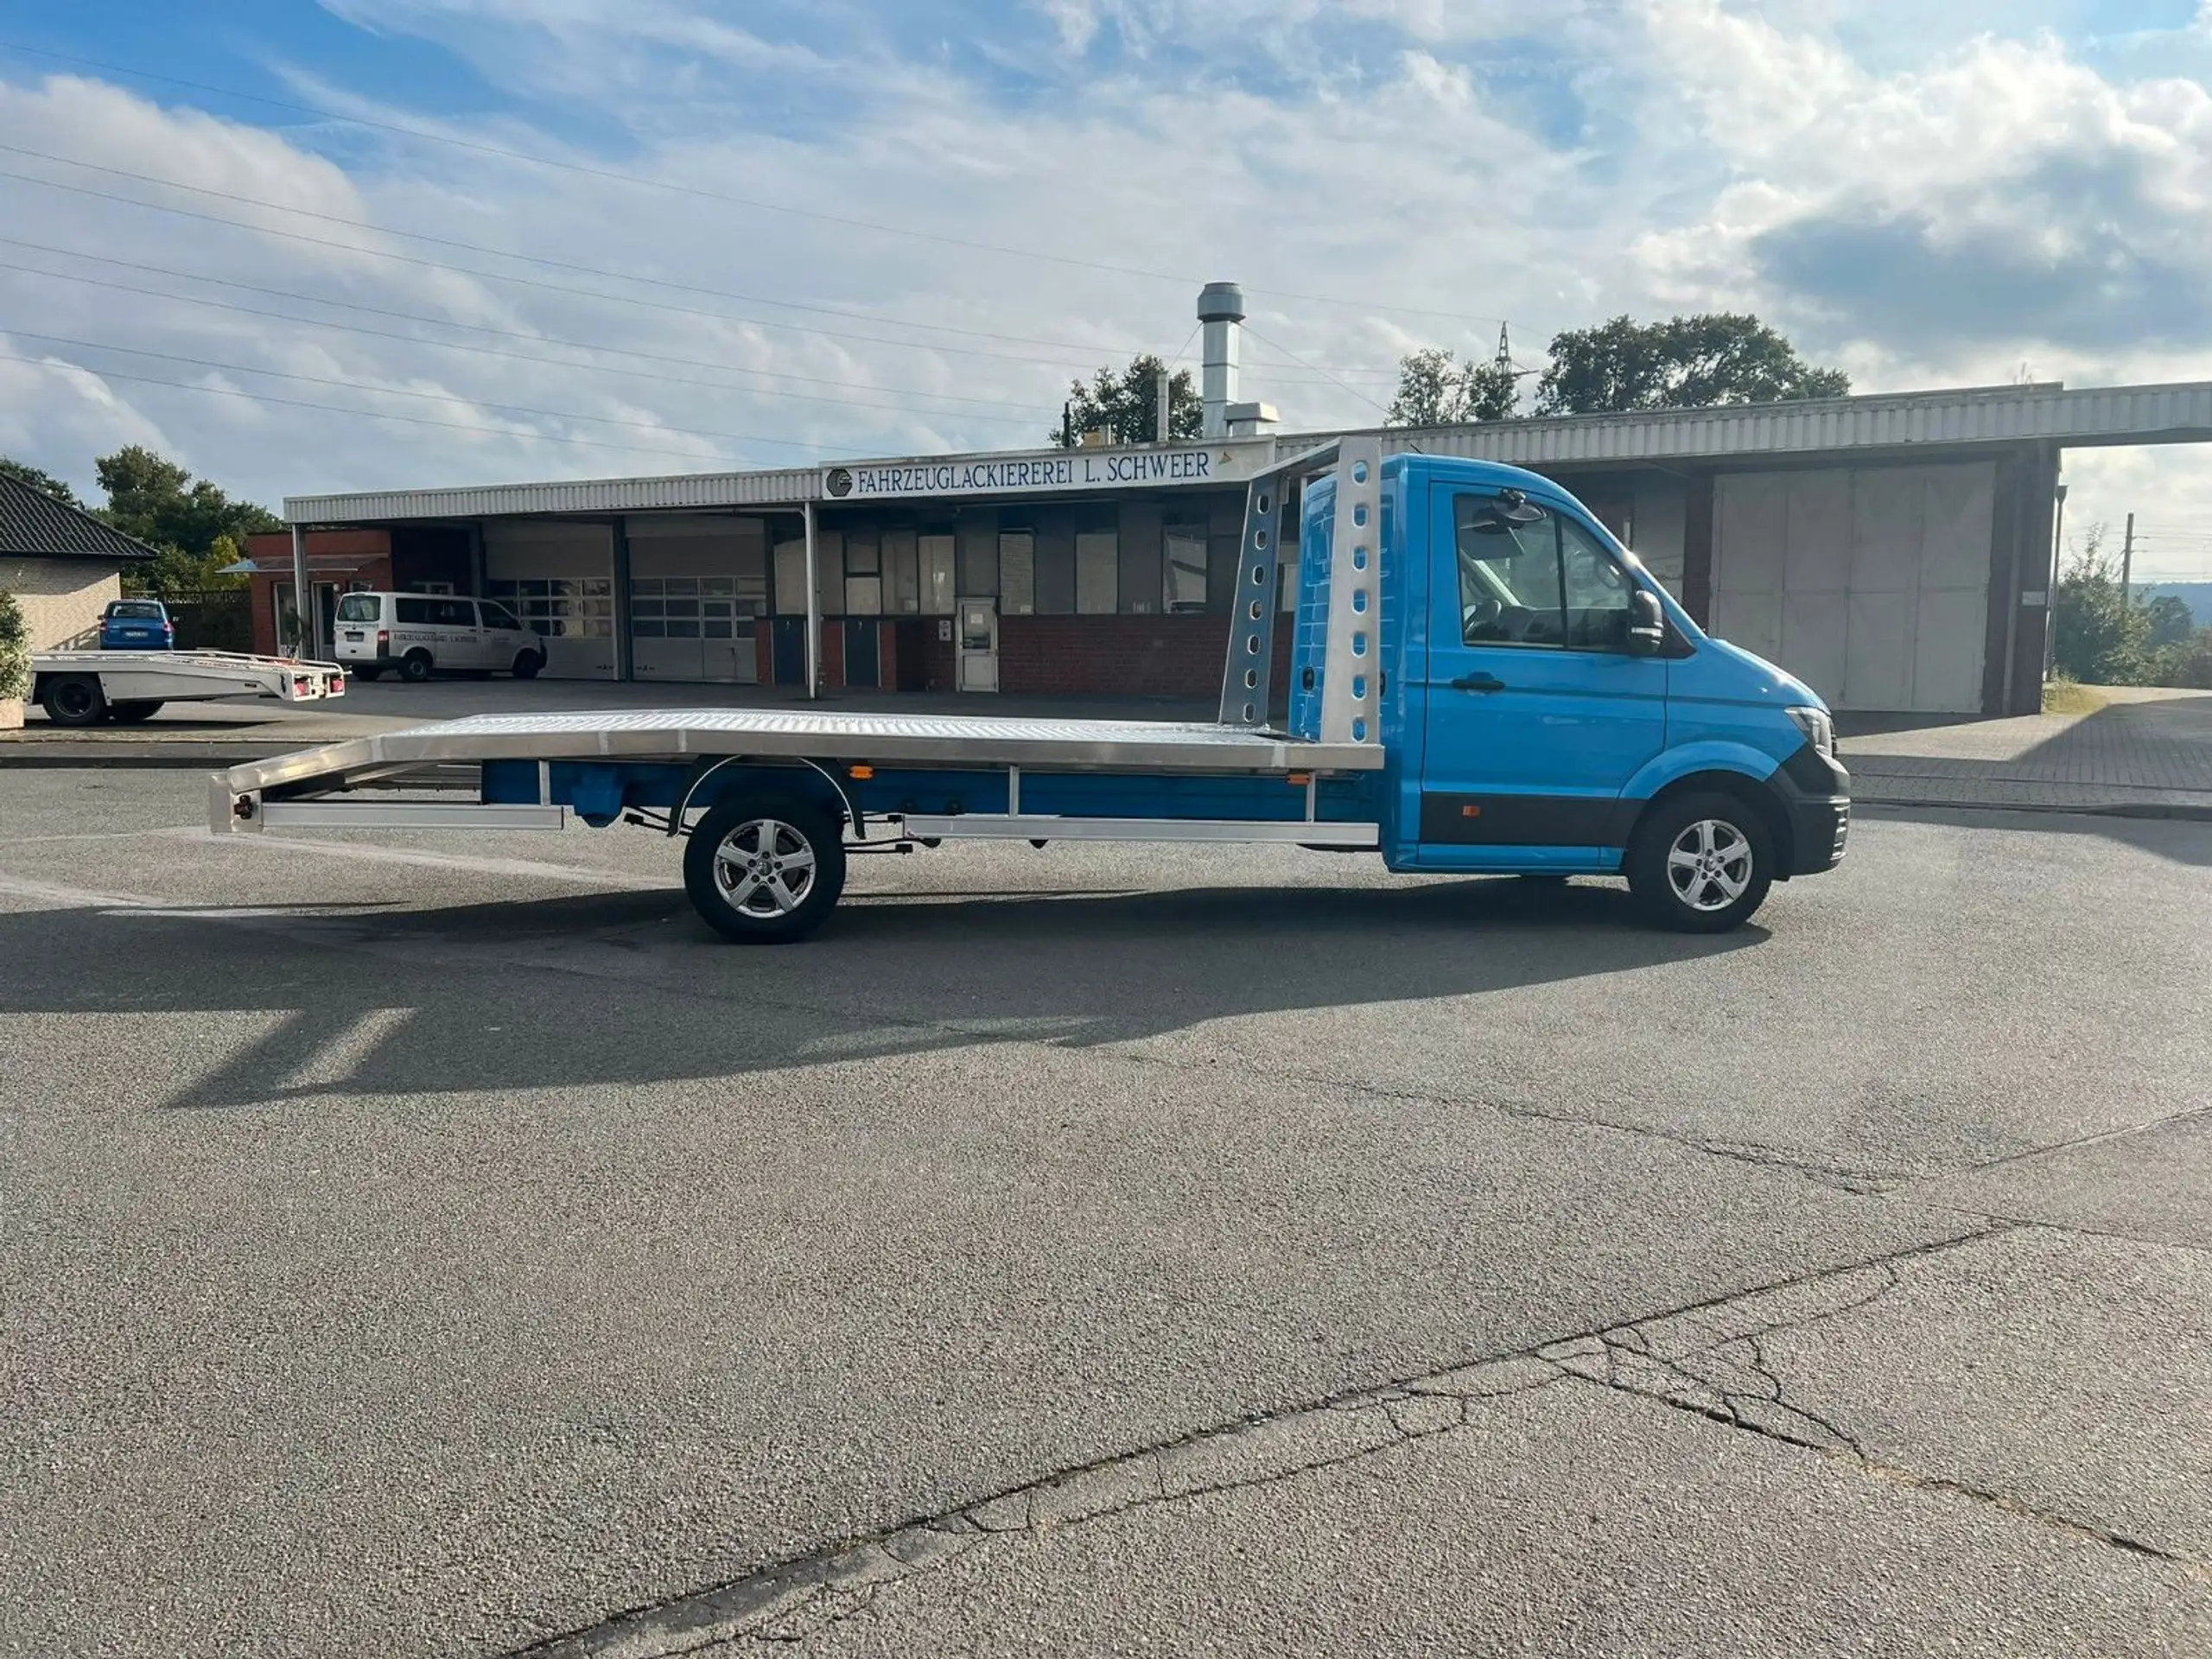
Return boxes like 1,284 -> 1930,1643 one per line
107,701 -> 163,723
512,651 -> 543,680
399,651 -> 435,683
41,674 -> 107,727
1625,791 -> 1775,933
352,665 -> 384,682
683,792 -> 846,944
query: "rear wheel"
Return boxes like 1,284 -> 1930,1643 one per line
399,651 -> 434,683
1625,791 -> 1774,933
41,675 -> 106,727
512,650 -> 543,679
107,701 -> 162,723
351,665 -> 384,682
683,793 -> 846,944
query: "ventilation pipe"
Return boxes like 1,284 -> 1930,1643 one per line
1197,281 -> 1244,439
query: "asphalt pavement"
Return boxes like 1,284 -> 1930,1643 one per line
1,772 -> 2206,1656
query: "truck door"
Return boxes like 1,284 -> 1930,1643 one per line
1418,486 -> 1667,855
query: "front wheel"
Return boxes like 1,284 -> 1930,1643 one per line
512,651 -> 543,680
1625,792 -> 1774,933
683,793 -> 847,944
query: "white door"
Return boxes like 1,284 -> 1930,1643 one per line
957,599 -> 998,692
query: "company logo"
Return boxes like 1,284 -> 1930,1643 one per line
823,467 -> 855,498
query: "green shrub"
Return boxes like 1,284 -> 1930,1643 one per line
0,589 -> 29,701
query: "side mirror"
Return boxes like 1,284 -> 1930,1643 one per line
1625,588 -> 1665,657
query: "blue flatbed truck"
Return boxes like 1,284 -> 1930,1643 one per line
211,440 -> 1849,938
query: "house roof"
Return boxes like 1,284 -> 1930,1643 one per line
0,474 -> 158,563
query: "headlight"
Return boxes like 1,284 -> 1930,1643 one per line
1786,705 -> 1834,760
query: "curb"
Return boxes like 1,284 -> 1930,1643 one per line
1854,795 -> 2212,823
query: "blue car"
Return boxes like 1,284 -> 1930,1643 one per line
100,599 -> 175,651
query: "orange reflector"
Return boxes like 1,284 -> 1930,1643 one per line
1462,804 -> 1483,818
849,765 -> 875,779
1287,772 -> 1312,785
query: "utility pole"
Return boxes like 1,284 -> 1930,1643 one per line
2120,512 -> 2135,607
1493,322 -> 1513,377
1157,363 -> 1171,445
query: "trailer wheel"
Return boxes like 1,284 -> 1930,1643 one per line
399,651 -> 435,683
42,674 -> 107,727
1624,791 -> 1774,933
683,793 -> 847,944
107,701 -> 163,723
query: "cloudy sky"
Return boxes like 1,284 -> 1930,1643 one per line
2,0 -> 2211,578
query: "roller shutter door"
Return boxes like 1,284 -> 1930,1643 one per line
1711,464 -> 1993,714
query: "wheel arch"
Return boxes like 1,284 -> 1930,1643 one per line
1630,766 -> 1795,876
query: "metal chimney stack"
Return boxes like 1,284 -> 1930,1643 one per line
1197,281 -> 1244,439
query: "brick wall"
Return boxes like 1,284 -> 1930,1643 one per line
1,558 -> 122,651
999,614 -> 1293,700
244,530 -> 395,655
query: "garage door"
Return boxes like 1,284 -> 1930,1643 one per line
483,522 -> 617,680
627,516 -> 767,683
1711,464 -> 1993,714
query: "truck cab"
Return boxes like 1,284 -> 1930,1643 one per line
1294,454 -> 1847,925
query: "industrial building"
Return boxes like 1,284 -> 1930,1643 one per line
248,286 -> 2212,717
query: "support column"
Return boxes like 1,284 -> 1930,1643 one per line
803,500 -> 822,699
1681,470 -> 1716,629
289,524 -> 308,657
611,517 -> 634,683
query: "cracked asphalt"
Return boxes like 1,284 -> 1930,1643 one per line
2,771 -> 2208,1656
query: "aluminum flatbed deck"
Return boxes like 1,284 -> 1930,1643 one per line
217,707 -> 1384,804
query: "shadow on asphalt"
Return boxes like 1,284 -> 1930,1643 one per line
0,877 -> 1764,1109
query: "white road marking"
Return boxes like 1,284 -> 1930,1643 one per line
156,826 -> 671,887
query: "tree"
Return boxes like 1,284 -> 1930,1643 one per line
93,445 -> 277,597
1533,314 -> 1850,416
1386,347 -> 1520,427
0,588 -> 28,702
1051,354 -> 1202,447
2144,594 -> 2196,651
0,456 -> 83,509
2052,530 -> 2153,684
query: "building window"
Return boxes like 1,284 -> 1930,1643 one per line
772,538 -> 806,616
488,577 -> 614,639
843,527 -> 882,615
885,527 -> 920,613
920,532 -> 956,614
1000,530 -> 1035,615
1075,529 -> 1117,614
1164,525 -> 1207,613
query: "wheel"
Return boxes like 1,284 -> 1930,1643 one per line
351,665 -> 384,682
399,651 -> 434,683
683,793 -> 847,944
107,701 -> 163,723
1625,791 -> 1774,933
512,651 -> 543,680
41,675 -> 107,727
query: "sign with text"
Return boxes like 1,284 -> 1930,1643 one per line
822,445 -> 1262,502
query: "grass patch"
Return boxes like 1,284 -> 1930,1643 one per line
2043,677 -> 2111,716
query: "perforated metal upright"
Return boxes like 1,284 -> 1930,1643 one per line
1217,441 -> 1339,729
1317,435 -> 1383,748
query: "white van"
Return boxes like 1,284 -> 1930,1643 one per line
332,592 -> 546,683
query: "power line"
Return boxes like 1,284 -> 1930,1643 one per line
0,250 -> 1045,426
0,141 -> 1166,363
0,347 -> 792,462
1241,322 -> 1393,419
1,328 -> 849,454
0,37 -> 1536,332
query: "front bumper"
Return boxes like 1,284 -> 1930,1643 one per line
1773,743 -> 1850,875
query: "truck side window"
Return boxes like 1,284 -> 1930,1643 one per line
1454,494 -> 1636,653
1558,517 -> 1634,652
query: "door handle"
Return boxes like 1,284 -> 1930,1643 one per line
1452,672 -> 1506,693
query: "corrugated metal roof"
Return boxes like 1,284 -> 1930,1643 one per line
0,474 -> 159,562
1298,380 -> 2212,468
287,380 -> 2212,524
287,466 -> 822,524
